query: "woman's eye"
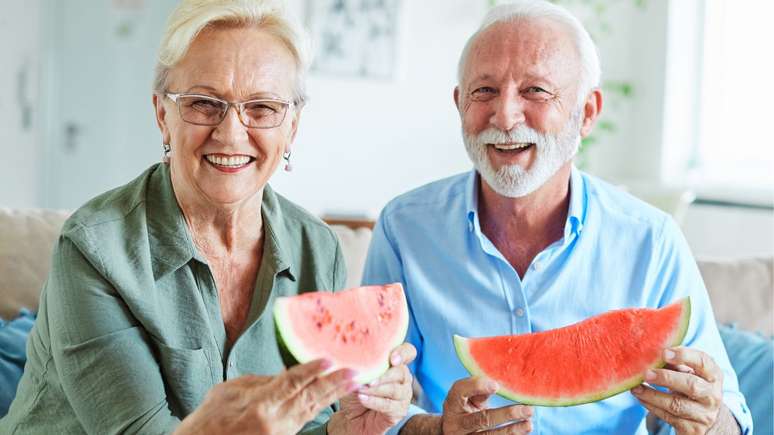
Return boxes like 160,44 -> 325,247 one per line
191,99 -> 221,110
245,102 -> 280,116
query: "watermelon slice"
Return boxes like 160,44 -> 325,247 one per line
273,283 -> 408,384
454,298 -> 691,406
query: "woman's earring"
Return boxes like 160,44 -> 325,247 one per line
283,150 -> 293,172
162,143 -> 171,164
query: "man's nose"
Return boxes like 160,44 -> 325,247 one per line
489,91 -> 525,131
213,105 -> 249,144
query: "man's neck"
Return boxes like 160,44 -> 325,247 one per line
478,163 -> 573,277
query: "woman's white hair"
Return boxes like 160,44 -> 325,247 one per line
153,0 -> 311,103
458,0 -> 601,106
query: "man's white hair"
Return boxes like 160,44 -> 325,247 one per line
153,0 -> 311,103
457,0 -> 601,105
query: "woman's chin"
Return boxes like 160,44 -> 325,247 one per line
192,185 -> 263,208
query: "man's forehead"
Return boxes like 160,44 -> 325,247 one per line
464,18 -> 579,83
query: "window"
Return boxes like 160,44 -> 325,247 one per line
663,0 -> 774,204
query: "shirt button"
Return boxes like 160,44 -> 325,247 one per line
515,308 -> 525,317
229,361 -> 234,368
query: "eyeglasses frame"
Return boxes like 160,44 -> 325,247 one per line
164,92 -> 295,129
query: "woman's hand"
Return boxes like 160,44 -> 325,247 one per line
175,359 -> 356,435
329,343 -> 417,435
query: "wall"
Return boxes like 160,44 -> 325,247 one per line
0,1 -> 41,208
273,0 -> 487,218
2,0 -> 771,257
684,205 -> 774,258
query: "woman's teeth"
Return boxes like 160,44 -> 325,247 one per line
205,155 -> 252,167
493,143 -> 532,151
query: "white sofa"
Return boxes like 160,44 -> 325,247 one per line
1,208 -> 772,336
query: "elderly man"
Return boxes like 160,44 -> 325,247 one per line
362,1 -> 752,434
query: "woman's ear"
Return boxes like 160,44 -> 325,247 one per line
288,103 -> 303,143
153,94 -> 172,145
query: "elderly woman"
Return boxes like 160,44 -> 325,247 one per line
0,1 -> 414,434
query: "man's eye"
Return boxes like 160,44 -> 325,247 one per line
470,87 -> 497,101
523,87 -> 554,101
472,87 -> 496,95
525,86 -> 549,94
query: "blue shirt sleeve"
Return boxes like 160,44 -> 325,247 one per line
362,211 -> 430,434
651,218 -> 753,434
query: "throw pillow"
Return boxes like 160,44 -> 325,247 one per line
0,309 -> 36,417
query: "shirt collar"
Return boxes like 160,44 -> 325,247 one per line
147,163 -> 196,281
463,166 -> 587,240
147,164 -> 294,281
464,169 -> 479,233
259,184 -> 296,281
565,165 -> 586,239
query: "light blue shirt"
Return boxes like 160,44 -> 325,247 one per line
363,168 -> 752,435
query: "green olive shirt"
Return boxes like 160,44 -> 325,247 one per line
0,163 -> 346,434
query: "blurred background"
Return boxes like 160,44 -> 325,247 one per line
1,0 -> 772,258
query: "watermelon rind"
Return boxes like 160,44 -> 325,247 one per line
273,289 -> 409,385
453,297 -> 691,407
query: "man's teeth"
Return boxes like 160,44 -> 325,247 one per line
205,155 -> 251,167
493,143 -> 532,151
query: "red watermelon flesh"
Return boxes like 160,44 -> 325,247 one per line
454,298 -> 691,406
274,283 -> 408,384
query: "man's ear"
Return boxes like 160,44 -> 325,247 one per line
580,88 -> 603,138
153,94 -> 172,144
453,86 -> 461,112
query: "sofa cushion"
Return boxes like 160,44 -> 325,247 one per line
0,209 -> 69,319
329,225 -> 373,289
698,257 -> 773,336
718,323 -> 773,434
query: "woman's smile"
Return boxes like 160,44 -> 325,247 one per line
203,153 -> 256,173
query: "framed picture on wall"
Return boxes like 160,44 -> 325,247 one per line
305,0 -> 403,79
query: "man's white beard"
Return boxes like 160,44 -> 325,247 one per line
463,110 -> 583,198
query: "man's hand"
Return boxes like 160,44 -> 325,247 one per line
441,377 -> 532,434
329,343 -> 417,435
631,347 -> 740,434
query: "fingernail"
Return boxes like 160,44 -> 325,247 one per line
358,393 -> 369,403
524,407 -> 533,417
391,354 -> 402,365
320,359 -> 333,370
347,382 -> 359,393
487,381 -> 500,391
664,349 -> 675,361
645,370 -> 656,381
343,369 -> 358,380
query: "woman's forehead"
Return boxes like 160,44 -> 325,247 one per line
168,26 -> 297,98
